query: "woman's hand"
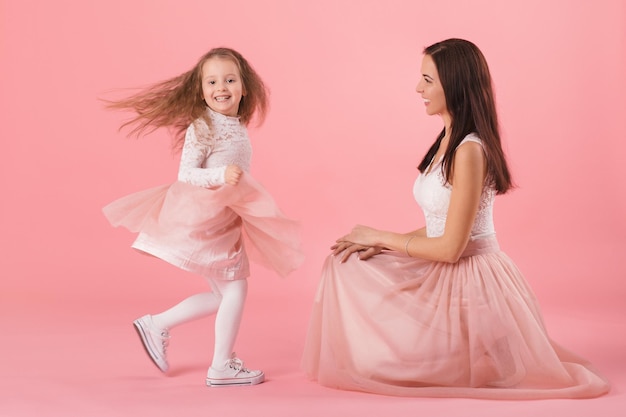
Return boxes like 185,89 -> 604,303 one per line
331,241 -> 383,263
333,225 -> 385,263
224,165 -> 243,185
338,225 -> 383,248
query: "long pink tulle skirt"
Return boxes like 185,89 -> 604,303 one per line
302,237 -> 609,399
103,173 -> 303,280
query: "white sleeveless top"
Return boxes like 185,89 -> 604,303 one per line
413,133 -> 495,240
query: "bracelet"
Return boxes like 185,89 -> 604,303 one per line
405,235 -> 415,257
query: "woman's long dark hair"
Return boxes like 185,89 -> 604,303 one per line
417,39 -> 512,194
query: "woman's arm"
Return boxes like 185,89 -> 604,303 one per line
338,142 -> 486,263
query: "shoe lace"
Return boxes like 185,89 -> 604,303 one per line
159,329 -> 170,353
226,354 -> 251,373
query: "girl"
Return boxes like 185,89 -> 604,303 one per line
302,39 -> 609,399
103,47 -> 303,387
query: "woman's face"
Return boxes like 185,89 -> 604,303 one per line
416,54 -> 449,119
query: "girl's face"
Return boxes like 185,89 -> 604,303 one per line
201,57 -> 245,117
416,54 -> 449,119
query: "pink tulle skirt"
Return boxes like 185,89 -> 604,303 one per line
103,173 -> 303,280
302,237 -> 609,399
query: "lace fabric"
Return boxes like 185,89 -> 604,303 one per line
413,133 -> 495,239
177,107 -> 252,188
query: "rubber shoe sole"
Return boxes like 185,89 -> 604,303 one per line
206,371 -> 265,387
133,318 -> 169,373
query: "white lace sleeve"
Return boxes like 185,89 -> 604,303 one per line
177,124 -> 226,187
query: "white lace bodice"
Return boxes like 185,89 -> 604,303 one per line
413,134 -> 495,239
177,107 -> 252,187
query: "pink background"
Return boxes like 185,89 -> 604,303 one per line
1,0 -> 625,416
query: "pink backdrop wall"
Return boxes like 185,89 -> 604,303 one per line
2,0 -> 623,310
1,0 -> 625,415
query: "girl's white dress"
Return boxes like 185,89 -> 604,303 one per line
302,135 -> 609,399
103,108 -> 303,280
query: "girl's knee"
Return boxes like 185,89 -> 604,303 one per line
209,277 -> 248,300
223,279 -> 248,299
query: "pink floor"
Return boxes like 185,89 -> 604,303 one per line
2,278 -> 624,417
2,1 -> 624,415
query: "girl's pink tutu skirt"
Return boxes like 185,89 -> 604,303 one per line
302,237 -> 609,399
103,173 -> 303,280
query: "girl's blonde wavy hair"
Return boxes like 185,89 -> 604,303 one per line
105,47 -> 269,150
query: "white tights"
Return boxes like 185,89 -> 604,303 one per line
150,277 -> 248,370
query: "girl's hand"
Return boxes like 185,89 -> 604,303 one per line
224,165 -> 243,185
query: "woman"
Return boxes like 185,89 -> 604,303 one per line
302,38 -> 609,399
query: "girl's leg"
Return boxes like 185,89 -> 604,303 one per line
134,290 -> 223,373
152,292 -> 222,329
209,278 -> 248,367
206,278 -> 264,386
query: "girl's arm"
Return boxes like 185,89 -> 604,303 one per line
338,142 -> 485,263
177,125 -> 228,187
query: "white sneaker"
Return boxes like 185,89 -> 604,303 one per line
206,353 -> 265,387
133,315 -> 170,373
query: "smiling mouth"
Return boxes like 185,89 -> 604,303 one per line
215,96 -> 230,102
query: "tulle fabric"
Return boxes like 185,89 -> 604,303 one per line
103,173 -> 303,280
302,237 -> 609,399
